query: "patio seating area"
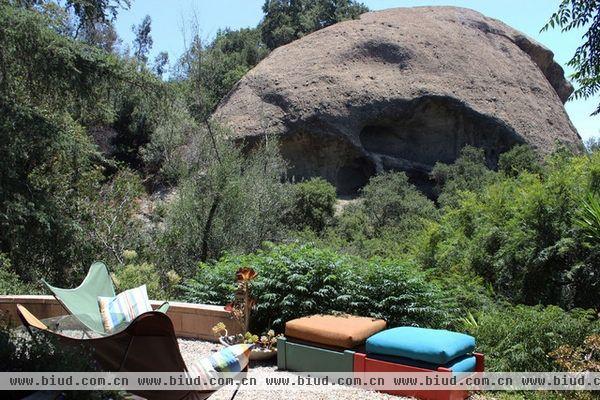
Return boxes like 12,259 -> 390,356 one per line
1,263 -> 484,400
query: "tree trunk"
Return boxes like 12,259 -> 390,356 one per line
200,194 -> 220,261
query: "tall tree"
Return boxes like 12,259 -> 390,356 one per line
79,20 -> 120,52
132,15 -> 153,64
543,0 -> 600,114
153,51 -> 169,77
15,0 -> 129,48
261,0 -> 368,50
177,27 -> 268,119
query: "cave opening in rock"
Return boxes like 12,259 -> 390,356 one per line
359,96 -> 525,195
280,131 -> 376,196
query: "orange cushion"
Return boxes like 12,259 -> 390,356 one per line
285,315 -> 387,349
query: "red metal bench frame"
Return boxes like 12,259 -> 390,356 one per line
353,352 -> 484,400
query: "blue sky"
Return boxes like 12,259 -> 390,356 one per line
114,0 -> 598,141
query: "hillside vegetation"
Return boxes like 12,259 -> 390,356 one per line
0,2 -> 599,398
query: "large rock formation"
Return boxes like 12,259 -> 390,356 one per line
213,6 -> 581,195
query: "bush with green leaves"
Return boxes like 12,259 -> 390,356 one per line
110,250 -> 181,300
160,125 -> 292,276
318,171 -> 438,259
498,144 -> 543,178
182,243 -> 451,331
576,192 -> 600,246
0,98 -> 101,284
0,3 -> 164,286
0,254 -> 38,296
361,171 -> 438,235
431,146 -> 497,208
141,97 -> 199,183
421,150 -> 600,309
82,170 -> 148,267
464,305 -> 599,372
177,27 -> 269,119
288,177 -> 336,233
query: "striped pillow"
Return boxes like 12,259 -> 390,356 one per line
188,344 -> 253,389
98,284 -> 152,333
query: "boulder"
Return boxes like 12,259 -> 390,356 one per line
213,6 -> 581,195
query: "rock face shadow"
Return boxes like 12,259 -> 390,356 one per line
280,96 -> 524,197
280,131 -> 376,196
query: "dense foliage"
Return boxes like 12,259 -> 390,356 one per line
543,0 -> 600,114
465,305 -> 599,372
423,150 -> 600,309
261,0 -> 368,49
288,177 -> 337,232
0,1 -> 164,285
430,146 -> 497,208
159,126 -> 292,275
360,171 -> 438,235
182,243 -> 451,331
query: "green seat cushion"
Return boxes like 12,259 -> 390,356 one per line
366,327 -> 475,364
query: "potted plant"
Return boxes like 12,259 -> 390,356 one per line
212,267 -> 280,360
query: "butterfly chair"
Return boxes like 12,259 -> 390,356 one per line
42,261 -> 169,335
17,305 -> 228,400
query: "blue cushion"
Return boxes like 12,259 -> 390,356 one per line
369,353 -> 477,374
366,327 -> 475,364
447,354 -> 477,373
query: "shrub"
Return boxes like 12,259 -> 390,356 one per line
0,254 -> 38,295
141,99 -> 199,183
421,150 -> 600,309
112,262 -> 165,300
499,144 -> 543,178
83,170 -> 148,268
361,171 -> 438,235
109,250 -> 181,300
575,192 -> 600,246
465,305 -> 599,372
0,98 -> 100,285
430,146 -> 497,208
320,172 -> 438,259
182,243 -> 451,331
288,177 -> 336,233
550,334 -> 600,372
160,125 -> 292,276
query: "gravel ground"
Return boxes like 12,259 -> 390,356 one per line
177,338 -> 404,400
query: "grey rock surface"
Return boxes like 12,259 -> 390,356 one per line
213,6 -> 581,194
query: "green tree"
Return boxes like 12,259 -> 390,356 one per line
0,97 -> 99,283
178,27 -> 269,119
361,171 -> 438,235
498,144 -> 543,177
431,146 -> 497,208
288,177 -> 337,233
0,3 -> 161,285
132,15 -> 153,65
261,0 -> 368,50
422,150 -> 600,309
153,51 -> 169,77
543,1 -> 600,114
65,0 -> 130,36
160,123 -> 292,275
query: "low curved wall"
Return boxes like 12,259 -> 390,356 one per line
0,295 -> 242,341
